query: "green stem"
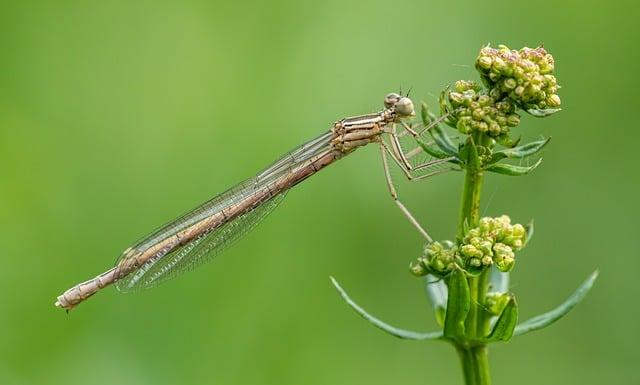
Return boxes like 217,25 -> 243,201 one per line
457,147 -> 484,239
455,133 -> 492,385
457,345 -> 492,385
459,135 -> 485,339
476,269 -> 491,337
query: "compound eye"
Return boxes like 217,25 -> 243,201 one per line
384,92 -> 401,108
395,97 -> 415,117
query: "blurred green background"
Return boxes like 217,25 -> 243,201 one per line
0,1 -> 637,384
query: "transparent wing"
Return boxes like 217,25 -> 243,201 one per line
114,130 -> 334,292
115,192 -> 286,292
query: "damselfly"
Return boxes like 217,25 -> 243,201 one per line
55,93 -> 455,310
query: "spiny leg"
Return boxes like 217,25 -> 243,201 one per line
386,122 -> 451,176
387,122 -> 414,171
380,139 -> 454,182
392,114 -> 456,166
379,142 -> 433,242
396,113 -> 449,139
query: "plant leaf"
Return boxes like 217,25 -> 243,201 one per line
489,138 -> 551,163
514,271 -> 599,336
443,267 -> 470,340
330,277 -> 443,340
420,102 -> 459,157
485,294 -> 518,342
415,137 -> 452,160
485,158 -> 542,176
431,126 -> 459,157
425,274 -> 448,326
526,108 -> 562,117
437,89 -> 449,117
459,136 -> 480,170
524,219 -> 534,246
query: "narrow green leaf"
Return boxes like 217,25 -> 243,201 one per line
485,295 -> 518,342
443,267 -> 470,340
330,277 -> 443,340
425,275 -> 448,327
524,219 -> 534,246
415,137 -> 450,159
462,218 -> 471,237
526,108 -> 562,117
489,138 -> 551,163
420,101 -> 432,126
514,271 -> 599,336
437,89 -> 449,117
459,136 -> 480,170
421,102 -> 459,157
486,158 -> 543,176
431,126 -> 459,157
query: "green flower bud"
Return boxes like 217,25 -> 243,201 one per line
493,243 -> 512,257
544,74 -> 557,87
478,94 -> 492,107
479,217 -> 492,232
472,108 -> 485,120
478,240 -> 493,255
477,55 -> 493,70
493,243 -> 515,272
528,84 -> 542,97
410,261 -> 428,276
512,239 -> 523,250
455,79 -> 480,93
467,228 -> 481,238
461,244 -> 483,258
538,58 -> 554,74
502,78 -> 517,90
492,57 -> 507,73
547,94 -> 561,107
449,92 -> 464,105
512,224 -> 525,238
469,258 -> 482,267
488,122 -> 500,136
497,215 -> 511,225
506,114 -> 520,127
497,258 -> 514,272
457,116 -> 473,134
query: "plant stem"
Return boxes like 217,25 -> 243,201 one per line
457,345 -> 492,385
457,142 -> 484,239
456,133 -> 492,384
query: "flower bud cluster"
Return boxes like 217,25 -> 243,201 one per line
446,80 -> 520,137
411,216 -> 526,276
411,241 -> 460,277
461,215 -> 526,272
475,45 -> 561,110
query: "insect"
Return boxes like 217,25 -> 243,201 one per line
55,93 -> 455,310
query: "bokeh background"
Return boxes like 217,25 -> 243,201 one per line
1,1 -> 637,384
